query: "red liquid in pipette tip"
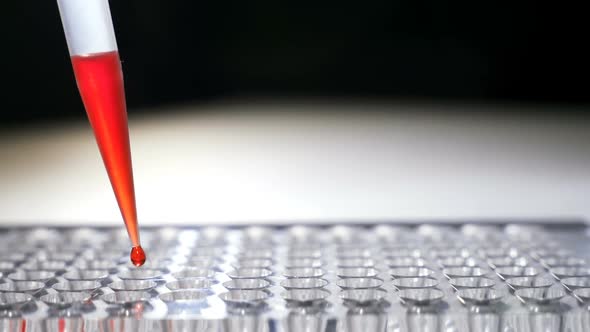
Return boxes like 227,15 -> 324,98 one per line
71,50 -> 144,266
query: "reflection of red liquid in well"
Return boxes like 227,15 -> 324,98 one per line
130,246 -> 146,267
58,318 -> 65,332
71,51 -> 142,262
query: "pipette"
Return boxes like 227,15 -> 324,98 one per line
56,0 -> 145,266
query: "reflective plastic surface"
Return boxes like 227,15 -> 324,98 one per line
0,223 -> 588,331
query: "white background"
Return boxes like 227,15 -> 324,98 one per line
1,100 -> 588,226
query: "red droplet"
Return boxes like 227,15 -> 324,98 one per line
130,246 -> 146,267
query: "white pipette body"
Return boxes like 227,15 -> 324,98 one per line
57,0 -> 118,56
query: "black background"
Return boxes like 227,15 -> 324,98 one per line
2,0 -> 588,125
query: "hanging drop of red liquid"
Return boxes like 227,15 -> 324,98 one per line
130,246 -> 146,267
